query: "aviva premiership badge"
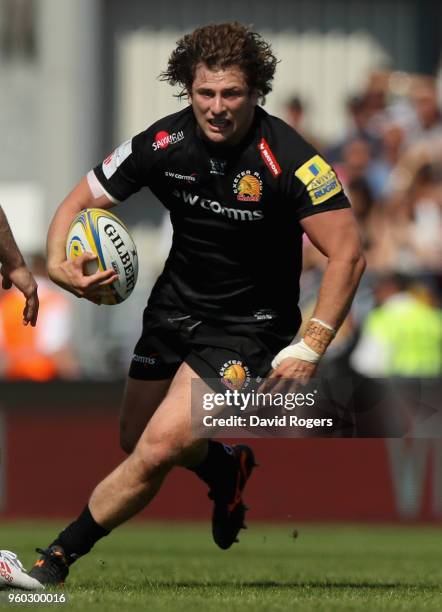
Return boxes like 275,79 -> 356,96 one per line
295,154 -> 342,205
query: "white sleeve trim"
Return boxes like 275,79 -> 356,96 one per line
86,170 -> 121,204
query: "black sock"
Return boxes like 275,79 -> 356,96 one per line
50,506 -> 110,564
189,440 -> 237,491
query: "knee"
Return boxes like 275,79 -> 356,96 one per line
131,435 -> 202,480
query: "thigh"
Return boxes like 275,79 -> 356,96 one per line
119,377 -> 173,452
122,307 -> 190,449
136,362 -> 209,465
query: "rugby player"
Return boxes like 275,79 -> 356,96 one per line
23,23 -> 365,586
0,205 -> 38,326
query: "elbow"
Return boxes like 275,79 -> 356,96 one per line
346,248 -> 366,284
330,246 -> 366,279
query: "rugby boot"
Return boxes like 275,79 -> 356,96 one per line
210,444 -> 257,550
28,546 -> 70,586
0,549 -> 44,590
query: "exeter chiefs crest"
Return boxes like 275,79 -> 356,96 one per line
219,359 -> 251,390
233,171 -> 262,202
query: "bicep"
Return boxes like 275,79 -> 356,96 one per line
47,176 -> 116,253
300,208 -> 363,259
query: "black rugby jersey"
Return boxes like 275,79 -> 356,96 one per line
93,106 -> 350,323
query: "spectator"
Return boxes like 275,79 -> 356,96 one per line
350,273 -> 441,378
408,76 -> 442,144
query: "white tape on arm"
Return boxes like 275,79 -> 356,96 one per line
86,170 -> 120,204
310,317 -> 336,334
271,339 -> 321,369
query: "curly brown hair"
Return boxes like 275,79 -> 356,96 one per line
160,22 -> 278,103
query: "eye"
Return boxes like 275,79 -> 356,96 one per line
224,90 -> 241,98
198,89 -> 214,98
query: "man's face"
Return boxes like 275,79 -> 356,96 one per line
190,64 -> 258,146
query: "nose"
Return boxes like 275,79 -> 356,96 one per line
211,94 -> 225,115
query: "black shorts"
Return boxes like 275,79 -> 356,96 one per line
129,305 -> 300,392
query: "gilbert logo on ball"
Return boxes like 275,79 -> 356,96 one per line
66,208 -> 138,304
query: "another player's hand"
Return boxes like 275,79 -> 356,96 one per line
54,252 -> 118,303
259,358 -> 318,395
0,263 -> 39,326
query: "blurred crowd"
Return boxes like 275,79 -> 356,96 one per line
289,70 -> 442,379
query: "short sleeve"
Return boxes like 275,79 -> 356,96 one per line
93,130 -> 155,202
279,131 -> 350,221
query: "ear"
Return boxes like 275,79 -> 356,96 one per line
250,89 -> 260,105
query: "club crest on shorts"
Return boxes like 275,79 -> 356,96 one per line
233,171 -> 262,202
219,359 -> 251,390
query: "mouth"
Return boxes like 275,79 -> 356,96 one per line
207,118 -> 231,132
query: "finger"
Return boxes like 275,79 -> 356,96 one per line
258,375 -> 276,394
98,274 -> 119,286
2,276 -> 12,290
83,276 -> 118,295
80,271 -> 118,292
260,376 -> 283,395
87,296 -> 102,305
272,377 -> 297,397
22,295 -> 39,327
29,296 -> 39,326
74,251 -> 98,263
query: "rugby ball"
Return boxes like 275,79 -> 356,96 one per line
66,208 -> 138,304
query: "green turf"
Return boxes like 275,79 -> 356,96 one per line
0,522 -> 441,611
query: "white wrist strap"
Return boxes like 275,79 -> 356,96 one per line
310,317 -> 336,334
271,339 -> 321,369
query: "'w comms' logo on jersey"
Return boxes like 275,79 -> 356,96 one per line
152,130 -> 185,151
258,138 -> 281,177
173,189 -> 264,222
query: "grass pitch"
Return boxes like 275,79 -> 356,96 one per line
0,522 -> 441,611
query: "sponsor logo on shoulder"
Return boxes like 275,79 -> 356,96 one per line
209,159 -> 227,176
258,138 -> 281,177
219,360 -> 251,390
102,139 -> 132,179
165,170 -> 198,183
132,353 -> 159,366
152,130 -> 185,151
233,170 -> 263,202
294,154 -> 342,205
173,189 -> 264,221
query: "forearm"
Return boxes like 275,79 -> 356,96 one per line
46,176 -> 112,283
312,254 -> 366,330
0,206 -> 25,269
270,208 -> 365,378
271,254 -> 365,374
